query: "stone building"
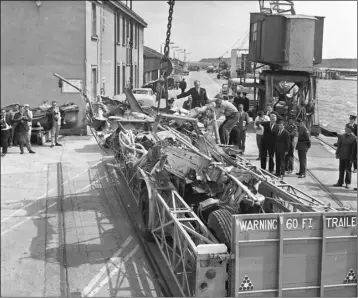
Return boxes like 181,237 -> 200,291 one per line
1,0 -> 147,134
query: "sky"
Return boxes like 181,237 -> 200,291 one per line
132,1 -> 357,61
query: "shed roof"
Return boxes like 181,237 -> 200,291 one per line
281,14 -> 318,20
144,46 -> 163,59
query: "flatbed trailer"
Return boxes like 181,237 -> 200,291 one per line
115,162 -> 357,297
108,117 -> 357,297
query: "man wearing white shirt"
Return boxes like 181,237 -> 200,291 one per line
23,104 -> 33,145
254,111 -> 270,160
197,97 -> 239,144
47,100 -> 62,148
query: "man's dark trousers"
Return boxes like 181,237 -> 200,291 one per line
1,129 -> 10,153
180,88 -> 185,94
237,129 -> 246,152
338,159 -> 352,185
297,150 -> 308,175
275,151 -> 286,176
285,141 -> 295,171
219,113 -> 240,145
261,141 -> 275,172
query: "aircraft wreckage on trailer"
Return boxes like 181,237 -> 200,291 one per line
53,71 -> 357,297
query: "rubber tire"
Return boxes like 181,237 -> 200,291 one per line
207,209 -> 232,249
139,183 -> 155,242
207,208 -> 232,297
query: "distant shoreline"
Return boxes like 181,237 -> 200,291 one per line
194,58 -> 357,70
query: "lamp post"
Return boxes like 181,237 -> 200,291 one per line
185,52 -> 191,70
170,46 -> 180,59
160,42 -> 174,54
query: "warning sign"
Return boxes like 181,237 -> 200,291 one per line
239,275 -> 254,291
344,269 -> 357,284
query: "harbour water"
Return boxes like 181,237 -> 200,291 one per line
317,79 -> 357,134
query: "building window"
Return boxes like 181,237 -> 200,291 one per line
126,18 -> 130,46
91,2 -> 97,37
134,24 -> 137,49
116,65 -> 121,94
251,22 -> 257,42
137,26 -> 140,48
116,13 -> 121,43
122,65 -> 126,92
122,16 -> 126,45
135,65 -> 138,87
91,67 -> 97,97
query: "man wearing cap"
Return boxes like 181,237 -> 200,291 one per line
23,104 -> 33,145
333,124 -> 357,188
347,113 -> 357,173
173,80 -> 209,109
274,119 -> 290,178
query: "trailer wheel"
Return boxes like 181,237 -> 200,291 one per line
207,208 -> 233,297
139,183 -> 155,242
207,209 -> 232,249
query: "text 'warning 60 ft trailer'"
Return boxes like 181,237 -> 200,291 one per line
232,212 -> 357,297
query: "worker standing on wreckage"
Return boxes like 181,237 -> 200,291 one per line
192,96 -> 240,144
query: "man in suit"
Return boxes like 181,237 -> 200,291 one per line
1,108 -> 12,156
255,113 -> 278,173
333,124 -> 357,189
229,104 -> 250,154
173,80 -> 209,108
47,100 -> 62,148
274,119 -> 290,178
13,105 -> 36,154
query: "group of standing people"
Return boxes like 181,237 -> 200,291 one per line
254,110 -> 311,179
1,101 -> 63,156
1,104 -> 35,156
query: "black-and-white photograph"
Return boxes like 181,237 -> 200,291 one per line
1,1 -> 357,297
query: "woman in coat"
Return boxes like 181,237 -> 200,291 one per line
295,120 -> 311,178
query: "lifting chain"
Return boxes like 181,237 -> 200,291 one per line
158,0 -> 175,108
163,0 -> 175,60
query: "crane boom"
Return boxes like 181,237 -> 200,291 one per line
259,0 -> 296,14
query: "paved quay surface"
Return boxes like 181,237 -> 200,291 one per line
1,136 -> 167,297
